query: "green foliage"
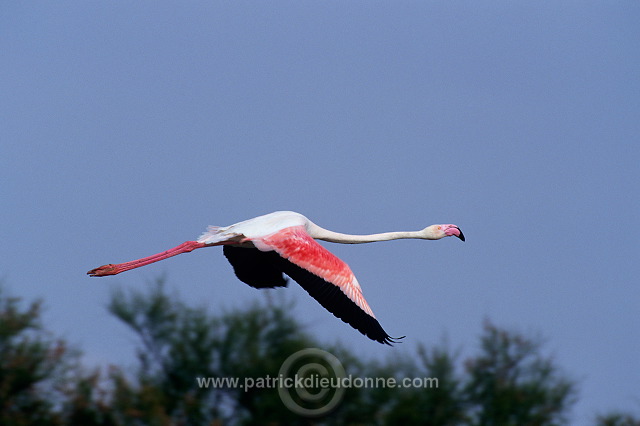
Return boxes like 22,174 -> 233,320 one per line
103,280 -> 578,425
107,279 -> 316,425
0,280 -> 638,425
595,412 -> 640,426
464,321 -> 576,426
383,345 -> 466,425
0,285 -> 77,425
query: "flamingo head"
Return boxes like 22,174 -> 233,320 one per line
423,224 -> 465,241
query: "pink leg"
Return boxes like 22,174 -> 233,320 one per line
87,241 -> 208,277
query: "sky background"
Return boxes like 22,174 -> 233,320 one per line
1,1 -> 638,423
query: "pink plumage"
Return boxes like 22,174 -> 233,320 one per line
262,227 -> 356,292
260,225 -> 375,317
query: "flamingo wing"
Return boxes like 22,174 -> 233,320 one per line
223,245 -> 288,288
257,226 -> 400,345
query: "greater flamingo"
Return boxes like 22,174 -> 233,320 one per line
88,211 -> 464,345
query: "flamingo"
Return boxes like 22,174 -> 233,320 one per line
88,211 -> 464,345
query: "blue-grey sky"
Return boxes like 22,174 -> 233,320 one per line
2,2 -> 638,422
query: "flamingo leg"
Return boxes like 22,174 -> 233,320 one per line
87,241 -> 208,276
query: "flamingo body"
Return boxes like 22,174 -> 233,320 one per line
197,211 -> 309,245
88,211 -> 464,345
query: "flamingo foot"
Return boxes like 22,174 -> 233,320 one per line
87,264 -> 119,277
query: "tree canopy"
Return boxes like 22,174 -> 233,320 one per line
0,280 -> 637,425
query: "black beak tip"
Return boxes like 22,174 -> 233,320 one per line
457,229 -> 465,242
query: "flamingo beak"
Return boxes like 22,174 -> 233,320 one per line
443,225 -> 465,241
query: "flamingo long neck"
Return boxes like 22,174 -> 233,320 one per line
307,223 -> 431,244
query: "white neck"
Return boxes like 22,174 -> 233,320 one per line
307,222 -> 436,244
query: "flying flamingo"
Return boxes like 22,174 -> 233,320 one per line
88,211 -> 464,345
